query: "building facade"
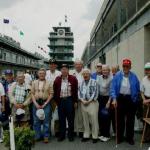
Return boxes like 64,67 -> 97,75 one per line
82,0 -> 150,80
0,34 -> 48,75
48,26 -> 74,68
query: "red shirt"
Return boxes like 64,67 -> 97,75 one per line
53,74 -> 78,105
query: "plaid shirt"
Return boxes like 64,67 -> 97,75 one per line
60,77 -> 71,98
78,78 -> 99,101
14,83 -> 27,104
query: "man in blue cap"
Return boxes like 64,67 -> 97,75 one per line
3,70 -> 15,117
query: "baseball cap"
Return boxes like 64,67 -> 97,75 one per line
5,69 -> 13,75
36,109 -> 45,120
144,62 -> 150,69
122,59 -> 131,66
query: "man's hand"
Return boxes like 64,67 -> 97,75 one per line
143,99 -> 150,105
106,101 -> 111,109
74,102 -> 78,109
82,100 -> 89,106
35,103 -> 42,109
112,99 -> 117,108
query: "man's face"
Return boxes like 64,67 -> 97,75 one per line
38,71 -> 46,80
74,62 -> 83,72
96,66 -> 102,74
5,74 -> 13,82
17,75 -> 25,84
111,67 -> 117,76
145,68 -> 150,77
123,65 -> 131,74
61,67 -> 69,77
102,67 -> 110,77
49,63 -> 57,71
82,71 -> 90,81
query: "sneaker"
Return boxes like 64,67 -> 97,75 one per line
0,138 -> 3,143
43,137 -> 49,144
98,136 -> 104,140
100,137 -> 110,142
81,138 -> 90,142
112,133 -> 116,137
92,139 -> 98,143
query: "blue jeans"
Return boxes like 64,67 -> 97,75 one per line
33,104 -> 51,139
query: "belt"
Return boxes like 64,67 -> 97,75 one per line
60,96 -> 72,100
119,94 -> 131,97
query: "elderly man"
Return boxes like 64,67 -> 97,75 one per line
97,65 -> 113,142
46,59 -> 61,84
31,68 -> 53,143
91,63 -> 102,80
9,72 -> 31,126
111,59 -> 140,145
0,82 -> 5,142
53,64 -> 78,142
72,60 -> 84,138
45,59 -> 61,137
2,70 -> 14,121
141,62 -> 150,142
79,68 -> 99,143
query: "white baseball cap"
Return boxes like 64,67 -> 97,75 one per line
144,62 -> 150,69
16,108 -> 25,116
36,109 -> 45,120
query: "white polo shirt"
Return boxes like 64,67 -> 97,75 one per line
46,70 -> 61,84
140,76 -> 150,97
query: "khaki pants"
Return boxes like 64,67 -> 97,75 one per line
74,101 -> 84,133
81,101 -> 99,139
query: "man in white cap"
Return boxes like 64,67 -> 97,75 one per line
141,62 -> 150,142
72,59 -> 84,138
91,63 -> 102,80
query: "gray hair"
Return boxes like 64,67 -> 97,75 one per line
82,68 -> 91,74
17,71 -> 25,77
38,68 -> 46,73
74,59 -> 83,65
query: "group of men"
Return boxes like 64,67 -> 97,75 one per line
0,58 -> 150,146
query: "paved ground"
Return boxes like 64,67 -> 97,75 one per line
0,134 -> 150,150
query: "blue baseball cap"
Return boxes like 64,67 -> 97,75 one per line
5,69 -> 13,75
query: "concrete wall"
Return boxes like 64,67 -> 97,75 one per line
144,26 -> 150,65
106,27 -> 145,80
90,57 -> 99,72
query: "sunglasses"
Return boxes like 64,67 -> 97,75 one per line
123,65 -> 130,68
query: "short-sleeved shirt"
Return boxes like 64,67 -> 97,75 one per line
0,83 -> 5,114
0,83 -> 5,101
140,76 -> 150,97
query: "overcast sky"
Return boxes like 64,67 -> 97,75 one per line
0,0 -> 104,59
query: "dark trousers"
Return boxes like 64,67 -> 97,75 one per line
99,95 -> 111,137
58,97 -> 74,138
117,94 -> 137,142
110,107 -> 116,134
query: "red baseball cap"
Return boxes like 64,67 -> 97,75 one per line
122,59 -> 131,66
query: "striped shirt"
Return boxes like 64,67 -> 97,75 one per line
78,78 -> 99,101
60,77 -> 71,98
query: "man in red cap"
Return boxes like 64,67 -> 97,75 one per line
111,59 -> 140,145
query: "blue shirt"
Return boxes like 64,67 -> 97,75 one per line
110,71 -> 140,103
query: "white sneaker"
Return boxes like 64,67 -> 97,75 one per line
111,133 -> 116,137
98,136 -> 104,140
100,137 -> 110,142
0,138 -> 3,143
